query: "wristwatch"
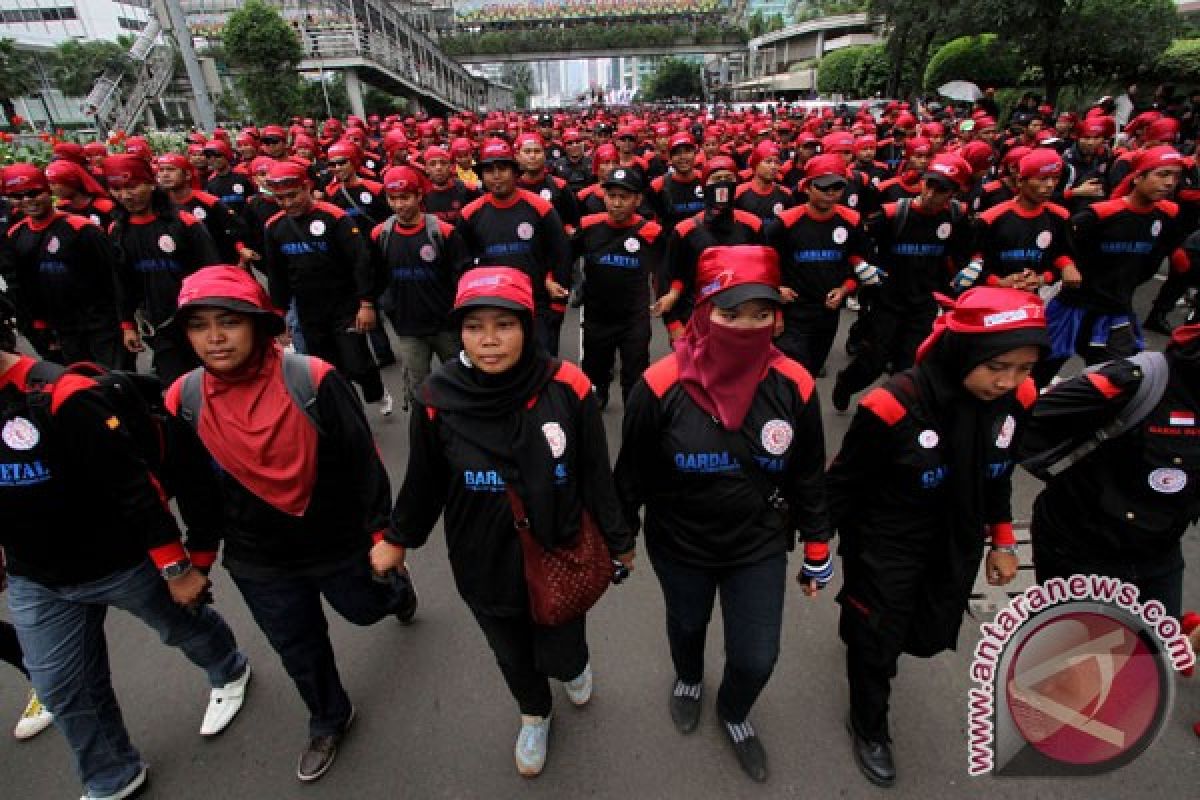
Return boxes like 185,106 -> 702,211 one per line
161,558 -> 193,580
990,545 -> 1019,557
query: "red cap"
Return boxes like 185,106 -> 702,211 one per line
265,160 -> 309,188
382,165 -> 428,196
101,154 -> 155,188
453,267 -> 534,315
52,142 -> 85,164
592,144 -> 618,175
803,153 -> 848,183
894,112 -> 917,131
916,287 -> 1047,363
925,153 -> 973,191
423,146 -> 451,163
1077,118 -> 1109,138
822,132 -> 855,154
2,163 -> 48,194
124,138 -> 153,159
695,246 -> 782,308
156,153 -> 193,174
854,135 -> 878,152
203,140 -> 233,159
668,132 -> 696,153
44,159 -> 108,196
959,141 -> 994,173
478,138 -> 516,165
327,140 -> 360,163
450,137 -> 473,156
1001,145 -> 1032,170
514,132 -> 544,150
249,156 -> 276,176
1018,149 -> 1064,179
905,136 -> 932,157
922,122 -> 945,138
562,128 -> 583,144
748,141 -> 781,169
1145,116 -> 1181,143
702,155 -> 738,181
261,124 -> 286,139
173,265 -> 284,335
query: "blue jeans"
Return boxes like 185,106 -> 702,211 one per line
7,561 -> 246,797
649,550 -> 787,724
231,556 -> 412,737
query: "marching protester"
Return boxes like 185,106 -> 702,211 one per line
0,291 -> 250,799
381,267 -> 635,778
44,159 -> 116,230
262,160 -> 394,416
155,153 -> 250,267
828,288 -> 1045,788
615,245 -> 831,783
163,265 -> 416,783
105,153 -> 222,384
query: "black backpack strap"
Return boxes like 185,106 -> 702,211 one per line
176,367 -> 206,430
378,213 -> 399,257
892,197 -> 912,240
23,360 -> 65,428
423,213 -> 443,256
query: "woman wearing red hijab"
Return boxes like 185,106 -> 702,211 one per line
616,245 -> 831,783
163,265 -> 418,783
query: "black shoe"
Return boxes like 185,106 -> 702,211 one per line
595,385 -> 609,412
832,379 -> 852,413
847,716 -> 895,788
720,717 -> 768,783
1144,309 -> 1174,335
297,707 -> 355,782
391,568 -> 419,625
375,356 -> 397,369
669,680 -> 702,734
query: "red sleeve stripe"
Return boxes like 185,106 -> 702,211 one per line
988,522 -> 1015,546
553,360 -> 593,400
860,389 -> 906,425
769,358 -> 815,402
643,354 -> 680,398
190,551 -> 217,569
804,541 -> 830,561
1085,372 -> 1123,399
149,541 -> 187,570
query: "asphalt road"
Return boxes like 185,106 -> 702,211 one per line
2,282 -> 1199,799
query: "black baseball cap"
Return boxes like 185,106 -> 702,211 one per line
602,167 -> 643,193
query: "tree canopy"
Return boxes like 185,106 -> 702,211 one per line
223,0 -> 305,122
644,58 -> 704,102
922,34 -> 1022,92
0,39 -> 38,123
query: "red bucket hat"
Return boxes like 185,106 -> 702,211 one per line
170,265 -> 285,335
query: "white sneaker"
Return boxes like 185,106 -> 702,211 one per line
563,663 -> 593,707
514,713 -> 552,777
377,388 -> 394,417
80,765 -> 147,800
13,688 -> 53,740
846,296 -> 861,312
200,666 -> 250,736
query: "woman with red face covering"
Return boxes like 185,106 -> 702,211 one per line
616,245 -> 831,784
828,287 -> 1046,788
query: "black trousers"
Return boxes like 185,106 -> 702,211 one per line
299,319 -> 384,403
470,609 -> 588,718
0,619 -> 28,679
776,305 -> 839,376
650,551 -> 787,725
535,305 -> 564,357
837,304 -> 935,398
581,311 -> 651,399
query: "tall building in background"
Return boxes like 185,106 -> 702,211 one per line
0,0 -> 150,43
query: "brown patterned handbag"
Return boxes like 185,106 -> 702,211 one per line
506,487 -> 612,626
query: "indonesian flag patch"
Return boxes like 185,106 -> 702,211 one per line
1169,410 -> 1195,427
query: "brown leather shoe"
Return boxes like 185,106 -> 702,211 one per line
296,708 -> 355,782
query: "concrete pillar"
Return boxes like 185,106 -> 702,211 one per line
816,30 -> 826,58
345,68 -> 367,120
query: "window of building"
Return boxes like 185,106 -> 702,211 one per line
0,6 -> 79,24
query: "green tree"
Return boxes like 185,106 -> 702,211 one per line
644,58 -> 703,101
867,0 -> 972,96
1156,38 -> 1200,84
922,34 -> 1023,91
817,46 -> 869,95
223,0 -> 304,122
973,0 -> 1177,104
51,39 -> 135,99
0,38 -> 37,123
502,63 -> 535,110
748,11 -> 766,38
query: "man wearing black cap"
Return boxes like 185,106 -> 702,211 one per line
573,167 -> 664,408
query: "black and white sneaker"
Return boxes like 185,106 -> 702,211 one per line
720,717 -> 768,783
669,680 -> 702,734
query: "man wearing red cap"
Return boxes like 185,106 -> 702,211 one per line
457,139 -> 572,354
157,154 -> 249,267
261,160 -> 393,415
516,133 -> 581,235
260,125 -> 288,160
964,149 -> 1078,296
1061,117 -> 1112,214
371,165 -> 468,405
422,146 -> 481,227
552,129 -> 593,194
44,159 -> 116,230
764,154 -> 870,376
648,134 -> 705,231
1042,146 -> 1186,378
203,139 -> 256,218
2,164 -> 127,367
832,154 -> 974,410
875,137 -> 932,204
322,141 -> 389,230
735,141 -> 793,225
104,154 -> 222,383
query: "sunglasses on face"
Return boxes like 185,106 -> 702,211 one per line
329,159 -> 351,167
261,137 -> 283,145
813,181 -> 847,193
202,150 -> 224,158
9,190 -> 47,200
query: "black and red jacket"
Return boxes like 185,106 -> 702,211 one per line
649,172 -> 706,228
3,211 -> 122,334
572,212 -> 663,316
615,353 -> 829,568
424,178 -> 481,226
369,215 -> 468,336
519,170 -> 581,232
57,195 -> 116,231
205,170 -> 257,217
875,172 -> 923,204
734,181 -> 793,224
457,189 -> 571,310
667,209 -> 763,307
263,201 -> 374,313
323,178 -> 391,232
972,199 -> 1076,287
171,189 -> 249,265
0,356 -> 195,586
765,203 -> 868,307
973,178 -> 1016,214
390,360 -> 631,615
869,200 -> 971,310
111,209 -> 221,328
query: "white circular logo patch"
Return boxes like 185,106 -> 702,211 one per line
773,202 -> 784,216
936,222 -> 953,240
1151,220 -> 1163,237
46,236 -> 59,254
1035,230 -> 1052,249
919,429 -> 939,449
625,237 -> 641,253
158,234 -> 176,254
192,206 -> 207,221
848,193 -> 858,208
996,414 -> 1016,449
542,421 -> 567,459
89,214 -> 101,226
419,244 -> 436,262
359,191 -> 373,204
973,197 -> 982,211
540,189 -> 553,201
233,183 -> 245,194
1148,467 -> 1187,494
832,226 -> 848,245
2,417 -> 39,451
516,222 -> 534,240
761,419 -> 793,456
309,219 -> 326,236
694,185 -> 704,198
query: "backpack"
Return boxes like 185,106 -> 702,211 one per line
25,361 -> 170,476
175,351 -> 324,435
377,213 -> 444,263
1020,350 -> 1169,481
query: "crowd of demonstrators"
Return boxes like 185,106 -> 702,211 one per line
1,93 -> 1200,793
